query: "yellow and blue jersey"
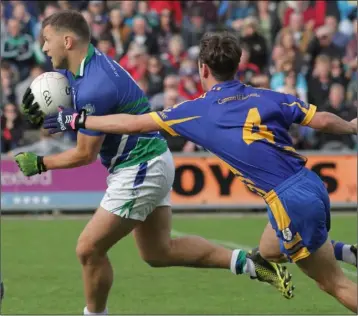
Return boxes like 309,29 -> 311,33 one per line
150,80 -> 316,197
150,80 -> 332,262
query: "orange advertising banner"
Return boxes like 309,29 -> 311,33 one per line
171,154 -> 357,208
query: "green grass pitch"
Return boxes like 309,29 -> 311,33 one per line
2,214 -> 357,315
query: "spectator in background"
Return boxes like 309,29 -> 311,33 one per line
337,0 -> 357,36
184,1 -> 218,27
178,59 -> 203,100
324,15 -> 350,49
161,35 -> 187,71
277,12 -> 314,54
255,0 -> 281,50
96,33 -> 116,59
81,9 -> 98,46
1,18 -> 36,80
240,17 -> 268,70
57,0 -> 73,10
154,9 -> 179,55
282,0 -> 326,30
15,64 -> 44,106
148,0 -> 182,27
269,44 -> 286,75
3,1 -> 39,20
33,3 -> 60,40
145,56 -> 167,97
120,0 -> 137,27
1,2 -> 6,40
57,0 -> 78,10
12,1 -> 37,39
271,58 -> 307,101
250,74 -> 270,89
276,28 -> 304,72
219,0 -> 256,31
330,57 -> 349,86
343,19 -> 357,75
308,54 -> 332,108
1,62 -> 18,105
346,74 -> 358,109
137,1 -> 159,29
277,69 -> 307,103
1,103 -> 24,153
123,16 -> 159,55
306,25 -> 344,69
236,44 -> 260,84
119,43 -> 148,81
150,74 -> 183,111
87,0 -> 108,40
182,6 -> 212,50
104,7 -> 131,59
314,83 -> 356,150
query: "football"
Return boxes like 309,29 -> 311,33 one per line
30,72 -> 72,115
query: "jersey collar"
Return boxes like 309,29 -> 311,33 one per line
74,43 -> 95,79
211,80 -> 240,91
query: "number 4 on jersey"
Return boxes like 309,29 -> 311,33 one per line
243,108 -> 275,145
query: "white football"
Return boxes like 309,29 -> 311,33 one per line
30,72 -> 72,115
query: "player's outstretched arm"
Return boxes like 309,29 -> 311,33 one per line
43,108 -> 161,135
306,111 -> 357,135
85,113 -> 160,134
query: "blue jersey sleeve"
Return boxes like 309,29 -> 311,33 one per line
280,94 -> 317,126
149,98 -> 204,140
77,80 -> 118,137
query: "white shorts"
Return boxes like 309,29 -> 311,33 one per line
100,149 -> 175,221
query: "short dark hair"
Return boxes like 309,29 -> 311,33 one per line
42,10 -> 90,43
199,31 -> 242,81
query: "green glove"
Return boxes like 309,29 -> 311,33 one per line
21,87 -> 45,127
14,152 -> 47,176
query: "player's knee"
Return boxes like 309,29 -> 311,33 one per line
140,250 -> 171,267
144,258 -> 167,268
139,244 -> 172,268
76,239 -> 101,265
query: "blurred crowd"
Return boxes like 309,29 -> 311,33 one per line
1,0 -> 357,156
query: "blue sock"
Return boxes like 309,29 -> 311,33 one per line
331,240 -> 344,261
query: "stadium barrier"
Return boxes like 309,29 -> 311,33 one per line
1,152 -> 356,212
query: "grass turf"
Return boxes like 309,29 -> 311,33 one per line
1,214 -> 356,315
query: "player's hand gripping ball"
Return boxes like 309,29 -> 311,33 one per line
21,72 -> 72,127
21,87 -> 45,127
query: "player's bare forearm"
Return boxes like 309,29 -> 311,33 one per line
43,147 -> 96,170
84,113 -> 160,134
43,133 -> 104,170
307,112 -> 357,134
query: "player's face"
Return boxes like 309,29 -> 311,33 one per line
42,25 -> 68,69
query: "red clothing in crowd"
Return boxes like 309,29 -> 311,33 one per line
178,79 -> 204,100
283,0 -> 326,29
162,51 -> 188,70
119,55 -> 146,81
148,1 -> 182,26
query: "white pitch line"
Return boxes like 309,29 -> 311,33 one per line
170,229 -> 357,279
